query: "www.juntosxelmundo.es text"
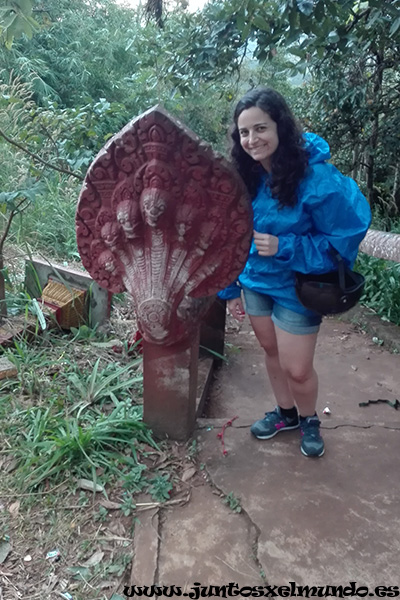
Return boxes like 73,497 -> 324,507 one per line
122,583 -> 400,598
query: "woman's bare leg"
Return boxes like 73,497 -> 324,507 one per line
248,315 -> 294,409
274,326 -> 319,417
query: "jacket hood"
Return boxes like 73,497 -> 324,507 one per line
304,133 -> 331,165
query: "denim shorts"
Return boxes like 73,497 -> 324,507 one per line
242,286 -> 322,335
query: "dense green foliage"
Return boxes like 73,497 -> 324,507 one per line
1,0 -> 400,324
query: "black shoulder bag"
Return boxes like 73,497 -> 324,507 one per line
295,251 -> 365,316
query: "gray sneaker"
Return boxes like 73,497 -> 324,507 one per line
300,415 -> 325,457
250,407 -> 300,440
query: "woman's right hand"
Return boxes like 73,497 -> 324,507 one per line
227,297 -> 246,322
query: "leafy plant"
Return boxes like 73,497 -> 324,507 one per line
223,491 -> 242,513
106,554 -> 132,578
148,475 -> 173,502
120,492 -> 136,516
94,504 -> 108,522
70,324 -> 101,342
122,463 -> 148,492
356,253 -> 400,326
187,439 -> 198,458
0,0 -> 39,49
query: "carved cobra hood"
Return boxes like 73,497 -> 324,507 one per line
76,106 -> 252,345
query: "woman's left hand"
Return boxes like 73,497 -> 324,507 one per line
253,231 -> 279,256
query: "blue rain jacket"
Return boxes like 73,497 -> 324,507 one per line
218,133 -> 372,315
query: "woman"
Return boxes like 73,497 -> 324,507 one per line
218,87 -> 371,457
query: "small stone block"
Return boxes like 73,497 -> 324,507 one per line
25,258 -> 112,328
0,357 -> 18,380
0,317 -> 36,347
0,329 -> 15,346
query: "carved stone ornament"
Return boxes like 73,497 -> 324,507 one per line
76,106 -> 252,345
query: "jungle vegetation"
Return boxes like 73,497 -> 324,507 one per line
1,0 -> 400,323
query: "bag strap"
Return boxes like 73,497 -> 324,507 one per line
328,247 -> 352,291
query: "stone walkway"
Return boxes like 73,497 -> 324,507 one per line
129,317 -> 400,595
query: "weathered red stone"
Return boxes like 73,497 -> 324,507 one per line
143,332 -> 200,441
76,106 -> 252,346
76,106 -> 252,439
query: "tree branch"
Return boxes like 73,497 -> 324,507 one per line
346,8 -> 370,34
0,208 -> 17,254
0,128 -> 85,181
0,197 -> 30,255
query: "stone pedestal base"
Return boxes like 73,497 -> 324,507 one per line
143,328 -> 200,441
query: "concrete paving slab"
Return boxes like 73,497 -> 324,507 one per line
206,318 -> 400,430
197,424 -> 400,588
130,506 -> 159,586
315,319 -> 400,429
130,314 -> 400,594
157,483 -> 264,589
194,316 -> 400,588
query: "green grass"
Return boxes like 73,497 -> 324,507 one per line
11,175 -> 80,260
0,331 -> 159,493
0,319 -> 192,599
12,402 -> 157,490
64,357 -> 143,410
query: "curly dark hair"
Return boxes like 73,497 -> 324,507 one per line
231,87 -> 309,207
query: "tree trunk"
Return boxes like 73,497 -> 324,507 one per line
366,117 -> 379,206
365,50 -> 384,207
392,165 -> 399,215
352,143 -> 360,180
360,229 -> 400,263
0,253 -> 7,321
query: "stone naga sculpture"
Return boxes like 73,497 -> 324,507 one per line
76,106 -> 252,346
76,106 -> 252,439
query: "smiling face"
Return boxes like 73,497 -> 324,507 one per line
237,106 -> 279,172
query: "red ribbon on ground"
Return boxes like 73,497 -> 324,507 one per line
217,416 -> 239,456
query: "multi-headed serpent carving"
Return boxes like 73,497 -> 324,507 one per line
76,106 -> 252,345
